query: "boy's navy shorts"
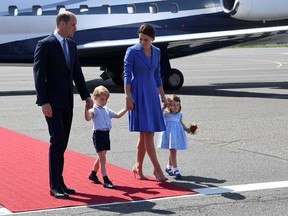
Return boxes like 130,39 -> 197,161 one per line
92,130 -> 110,152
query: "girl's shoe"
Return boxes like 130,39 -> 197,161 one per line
174,170 -> 182,180
132,165 -> 148,180
165,168 -> 174,176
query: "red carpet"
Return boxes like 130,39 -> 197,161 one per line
0,127 -> 195,212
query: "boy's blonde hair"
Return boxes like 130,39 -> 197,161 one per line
167,94 -> 181,113
93,85 -> 110,98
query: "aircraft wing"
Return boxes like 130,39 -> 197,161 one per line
78,25 -> 288,60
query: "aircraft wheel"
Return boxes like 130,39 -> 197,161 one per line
166,68 -> 184,90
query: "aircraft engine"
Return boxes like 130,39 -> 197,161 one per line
220,0 -> 288,21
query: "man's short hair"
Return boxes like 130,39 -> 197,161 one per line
56,11 -> 75,26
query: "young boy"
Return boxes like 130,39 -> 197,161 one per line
85,85 -> 127,189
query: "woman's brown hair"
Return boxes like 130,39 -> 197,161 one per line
137,23 -> 155,41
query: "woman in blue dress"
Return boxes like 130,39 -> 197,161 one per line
123,23 -> 167,182
157,94 -> 191,180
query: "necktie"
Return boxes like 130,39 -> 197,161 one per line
62,39 -> 70,69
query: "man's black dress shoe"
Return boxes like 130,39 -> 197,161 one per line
62,186 -> 76,194
50,189 -> 69,199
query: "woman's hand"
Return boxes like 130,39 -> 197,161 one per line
126,97 -> 134,110
161,95 -> 168,108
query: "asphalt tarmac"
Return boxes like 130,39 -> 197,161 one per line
0,48 -> 288,215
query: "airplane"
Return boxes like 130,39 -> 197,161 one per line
1,0 -> 288,90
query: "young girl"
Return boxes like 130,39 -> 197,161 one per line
157,94 -> 192,179
85,85 -> 127,189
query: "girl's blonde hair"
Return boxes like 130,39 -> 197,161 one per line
167,94 -> 181,113
93,85 -> 110,98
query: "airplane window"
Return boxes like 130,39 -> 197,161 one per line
127,5 -> 136,14
149,4 -> 158,14
33,5 -> 42,16
8,6 -> 18,16
80,5 -> 89,13
102,5 -> 112,14
170,3 -> 179,13
57,5 -> 66,13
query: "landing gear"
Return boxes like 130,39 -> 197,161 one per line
100,62 -> 124,86
159,45 -> 184,90
111,72 -> 124,86
163,68 -> 184,90
101,64 -> 184,90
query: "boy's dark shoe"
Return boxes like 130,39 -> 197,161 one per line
103,180 -> 116,189
89,173 -> 102,184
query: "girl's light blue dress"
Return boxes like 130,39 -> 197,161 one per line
157,112 -> 188,150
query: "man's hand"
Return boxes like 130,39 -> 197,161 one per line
85,97 -> 93,110
42,103 -> 53,118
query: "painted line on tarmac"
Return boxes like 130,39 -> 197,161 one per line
193,180 -> 288,195
1,181 -> 288,215
0,209 -> 11,215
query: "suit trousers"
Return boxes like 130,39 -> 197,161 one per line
45,107 -> 73,189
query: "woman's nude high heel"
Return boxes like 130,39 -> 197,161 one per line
153,170 -> 168,182
132,165 -> 148,180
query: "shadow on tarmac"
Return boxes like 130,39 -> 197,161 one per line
171,175 -> 246,201
171,175 -> 226,189
173,81 -> 288,99
89,200 -> 175,215
1,79 -> 287,100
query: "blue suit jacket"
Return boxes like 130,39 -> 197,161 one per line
33,34 -> 89,108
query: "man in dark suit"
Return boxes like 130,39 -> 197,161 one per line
33,11 -> 93,199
